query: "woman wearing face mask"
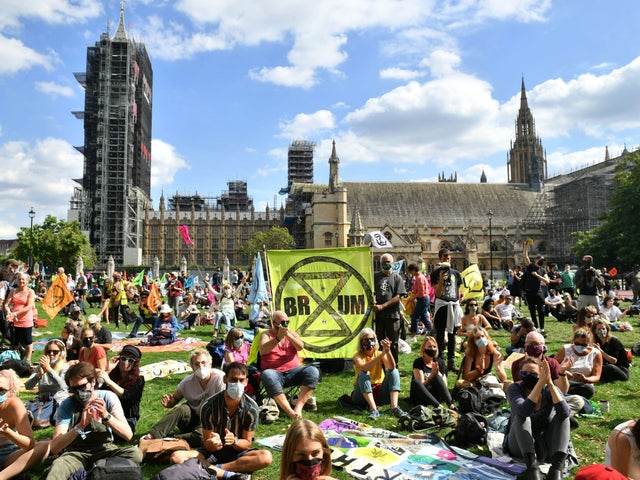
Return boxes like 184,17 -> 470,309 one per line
461,326 -> 507,385
349,328 -> 406,420
205,279 -> 246,337
573,306 -> 598,332
223,328 -> 250,367
24,339 -> 69,423
554,329 -> 602,399
457,300 -> 492,351
481,297 -> 502,330
280,419 -> 337,480
98,345 -> 145,441
0,370 -> 50,480
411,336 -> 455,409
149,304 -> 180,346
504,357 -> 570,480
591,319 -> 629,382
73,327 -> 108,371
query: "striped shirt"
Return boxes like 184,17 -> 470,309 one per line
200,391 -> 259,441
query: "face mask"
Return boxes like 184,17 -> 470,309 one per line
82,338 -> 94,348
573,345 -> 587,354
475,337 -> 489,348
423,349 -> 437,358
597,329 -> 608,338
469,305 -> 477,311
0,393 -> 6,404
74,389 -> 93,405
520,372 -> 539,390
234,339 -> 244,348
66,337 -> 74,347
381,262 -> 392,271
226,382 -> 245,400
50,358 -> 59,366
525,344 -> 546,357
195,367 -> 210,380
294,458 -> 323,480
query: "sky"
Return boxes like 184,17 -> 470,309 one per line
1,0 -> 640,239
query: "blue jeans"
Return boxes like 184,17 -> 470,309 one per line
351,368 -> 401,408
411,296 -> 431,333
261,365 -> 320,397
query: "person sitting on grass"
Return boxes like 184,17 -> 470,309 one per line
410,335 -> 455,410
349,328 -> 406,420
460,326 -> 507,386
72,327 -> 107,371
506,317 -> 536,355
504,357 -> 570,480
606,418 -> 640,479
280,419 -> 338,480
98,345 -> 145,441
591,318 -> 629,383
128,289 -> 160,338
142,349 -> 224,447
258,311 -> 320,420
223,328 -> 251,367
148,304 -> 180,346
0,370 -> 49,480
205,280 -> 246,337
457,299 -> 492,351
167,362 -> 272,480
554,328 -> 602,400
44,362 -> 142,480
87,314 -> 112,345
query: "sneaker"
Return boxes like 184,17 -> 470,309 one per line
291,396 -> 318,412
367,409 -> 382,420
389,407 -> 407,419
569,416 -> 579,430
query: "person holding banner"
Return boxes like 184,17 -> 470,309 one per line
373,253 -> 406,364
429,249 -> 463,373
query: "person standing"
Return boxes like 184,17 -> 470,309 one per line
522,240 -> 550,336
373,253 -> 406,364
407,263 -> 431,335
429,248 -> 463,372
575,255 -> 604,310
4,272 -> 36,363
559,264 -> 576,298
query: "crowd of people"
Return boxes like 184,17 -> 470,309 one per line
0,243 -> 638,479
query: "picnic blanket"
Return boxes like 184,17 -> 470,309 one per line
258,417 -> 522,480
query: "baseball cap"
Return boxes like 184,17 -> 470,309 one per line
87,314 -> 100,325
574,464 -> 626,480
120,345 -> 142,359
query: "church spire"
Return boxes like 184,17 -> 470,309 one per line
112,1 -> 128,41
328,140 -> 341,192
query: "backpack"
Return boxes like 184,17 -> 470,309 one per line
206,338 -> 225,368
456,386 -> 482,414
399,405 -> 458,432
445,412 -> 488,448
88,457 -> 142,480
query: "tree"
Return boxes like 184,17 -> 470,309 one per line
238,226 -> 296,260
571,150 -> 640,269
11,215 -> 96,274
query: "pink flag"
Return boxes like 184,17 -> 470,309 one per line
178,225 -> 194,245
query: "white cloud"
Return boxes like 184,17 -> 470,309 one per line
35,81 -> 75,98
380,68 -> 423,81
0,34 -> 51,75
150,139 -> 190,190
0,0 -> 102,31
0,137 -> 83,237
278,110 -> 335,139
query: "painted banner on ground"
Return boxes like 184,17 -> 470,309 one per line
267,246 -> 374,359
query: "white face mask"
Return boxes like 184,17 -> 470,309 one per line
194,366 -> 210,380
226,382 -> 245,400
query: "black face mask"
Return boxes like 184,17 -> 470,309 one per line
521,372 -> 539,390
423,349 -> 437,358
362,339 -> 376,350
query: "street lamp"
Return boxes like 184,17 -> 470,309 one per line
504,236 -> 509,276
28,207 -> 35,271
335,231 -> 339,247
487,210 -> 493,283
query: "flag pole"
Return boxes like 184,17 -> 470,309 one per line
262,245 -> 274,313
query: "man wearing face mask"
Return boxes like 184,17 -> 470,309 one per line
373,253 -> 406,364
167,363 -> 272,479
87,314 -> 112,344
44,362 -> 142,480
143,349 -> 224,446
511,331 -> 585,420
575,255 -> 604,310
522,240 -> 550,336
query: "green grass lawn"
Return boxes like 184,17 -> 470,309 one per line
21,301 -> 640,479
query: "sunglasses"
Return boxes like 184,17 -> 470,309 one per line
45,349 -> 61,356
83,336 -> 95,340
68,381 -> 91,393
119,356 -> 136,365
235,336 -> 244,340
0,388 -> 8,396
574,343 -> 588,347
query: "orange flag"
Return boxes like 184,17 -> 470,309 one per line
41,275 -> 74,320
148,281 -> 162,313
609,267 -> 618,277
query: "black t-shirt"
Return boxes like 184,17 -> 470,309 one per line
429,267 -> 463,302
412,356 -> 448,379
522,263 -> 545,293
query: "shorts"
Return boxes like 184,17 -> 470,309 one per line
198,446 -> 254,465
12,326 -> 33,346
0,443 -> 19,469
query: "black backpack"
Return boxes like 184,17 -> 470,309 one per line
456,386 -> 482,414
446,412 -> 488,448
206,338 -> 225,368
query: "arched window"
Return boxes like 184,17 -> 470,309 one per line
324,232 -> 333,247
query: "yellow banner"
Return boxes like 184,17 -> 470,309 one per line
41,275 -> 74,320
267,246 -> 374,359
460,263 -> 485,301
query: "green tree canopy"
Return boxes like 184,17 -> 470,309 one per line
11,215 -> 96,274
238,226 -> 296,260
571,150 -> 640,269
